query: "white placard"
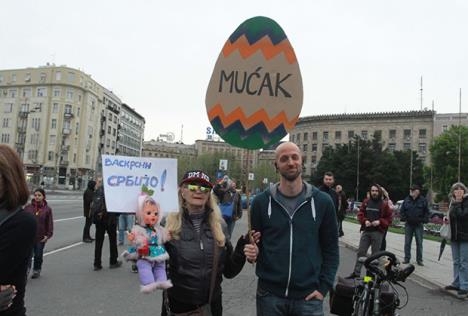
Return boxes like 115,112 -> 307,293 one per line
101,155 -> 178,214
248,173 -> 255,181
219,159 -> 228,171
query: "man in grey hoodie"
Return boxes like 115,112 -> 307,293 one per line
250,142 -> 339,316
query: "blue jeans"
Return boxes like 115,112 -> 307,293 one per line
256,283 -> 324,316
223,217 -> 235,239
404,223 -> 424,262
28,242 -> 45,272
451,241 -> 468,290
118,214 -> 134,245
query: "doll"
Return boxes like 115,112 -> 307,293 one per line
123,193 -> 172,293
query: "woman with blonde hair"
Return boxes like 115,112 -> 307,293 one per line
162,170 -> 258,316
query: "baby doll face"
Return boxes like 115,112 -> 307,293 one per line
143,201 -> 159,226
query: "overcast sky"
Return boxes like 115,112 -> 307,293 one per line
1,0 -> 466,144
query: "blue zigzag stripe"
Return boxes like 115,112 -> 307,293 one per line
228,16 -> 287,46
210,117 -> 287,143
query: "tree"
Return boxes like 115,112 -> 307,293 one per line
251,161 -> 279,191
429,125 -> 468,200
315,137 -> 424,201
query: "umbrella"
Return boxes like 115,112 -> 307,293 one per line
438,239 -> 447,261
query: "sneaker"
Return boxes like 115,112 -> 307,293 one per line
31,270 -> 40,279
417,261 -> 424,266
109,261 -> 122,269
345,273 -> 359,279
444,285 -> 459,291
131,264 -> 138,273
457,289 -> 468,299
93,265 -> 102,271
83,238 -> 93,243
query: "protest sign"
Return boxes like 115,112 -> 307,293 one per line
206,16 -> 303,149
101,155 -> 178,214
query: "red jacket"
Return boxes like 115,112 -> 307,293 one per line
24,200 -> 53,243
357,198 -> 393,232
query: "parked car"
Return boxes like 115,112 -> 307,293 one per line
352,201 -> 362,213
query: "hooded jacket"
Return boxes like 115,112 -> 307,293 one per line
250,182 -> 339,298
24,199 -> 53,243
449,194 -> 468,242
357,198 -> 393,232
400,194 -> 429,225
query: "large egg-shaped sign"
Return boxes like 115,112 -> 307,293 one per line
206,16 -> 303,150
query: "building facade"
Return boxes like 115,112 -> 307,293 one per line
290,111 -> 435,176
118,103 -> 145,157
142,140 -> 196,159
0,65 -> 104,188
434,113 -> 468,137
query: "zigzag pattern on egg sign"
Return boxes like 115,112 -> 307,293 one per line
208,104 -> 298,133
210,116 -> 287,150
223,16 -> 297,64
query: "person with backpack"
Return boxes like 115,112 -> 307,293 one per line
0,144 -> 37,316
213,176 -> 242,237
24,188 -> 53,279
92,177 -> 122,271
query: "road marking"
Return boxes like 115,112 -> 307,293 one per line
54,216 -> 82,223
44,242 -> 83,257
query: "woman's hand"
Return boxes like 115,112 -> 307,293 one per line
41,236 -> 48,243
244,243 -> 258,263
127,232 -> 135,242
0,285 -> 16,311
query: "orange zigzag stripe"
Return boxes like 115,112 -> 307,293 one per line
222,35 -> 297,64
208,104 -> 298,132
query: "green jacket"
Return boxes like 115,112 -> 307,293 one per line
251,182 -> 339,298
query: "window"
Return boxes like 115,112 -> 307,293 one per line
55,71 -> 61,81
37,87 -> 47,97
86,155 -> 90,164
389,129 -> 396,139
335,131 -> 342,141
312,143 -> 317,152
323,131 -> 329,141
403,143 -> 411,150
68,72 -> 75,82
53,103 -> 59,113
419,143 -> 427,154
113,128 -> 116,136
108,126 -> 111,134
296,133 -> 301,142
75,122 -> 79,135
22,88 -> 32,97
1,134 -> 10,143
63,120 -> 71,129
348,130 -> 354,139
49,135 -> 56,145
51,119 -> 57,129
3,103 -> 13,113
11,74 -> 16,82
24,73 -> 31,82
312,132 -> 317,141
0,75 -> 3,83
403,129 -> 411,140
73,153 -> 77,163
40,73 -> 46,82
34,103 -> 42,112
66,89 -> 74,101
2,118 -> 10,128
388,143 -> 396,152
21,103 -> 29,112
53,88 -> 61,97
291,134 -> 295,142
361,130 -> 368,140
106,139 -> 110,147
9,89 -> 17,98
77,107 -> 80,117
374,130 -> 382,141
112,141 -> 116,149
48,151 -> 54,161
443,125 -> 448,132
303,144 -> 308,152
78,94 -> 82,102
65,104 -> 72,114
419,129 -> 426,139
28,150 -> 38,161
30,133 -> 39,145
311,156 -> 317,163
31,118 -> 40,130
303,132 -> 308,142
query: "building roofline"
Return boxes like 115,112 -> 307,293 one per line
297,110 -> 435,125
122,103 -> 145,123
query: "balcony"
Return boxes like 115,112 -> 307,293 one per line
17,126 -> 27,133
15,142 -> 25,149
19,111 -> 29,118
101,116 -> 106,122
61,145 -> 70,152
60,160 -> 69,166
64,112 -> 74,119
62,128 -> 71,135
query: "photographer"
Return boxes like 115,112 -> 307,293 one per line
213,176 -> 242,238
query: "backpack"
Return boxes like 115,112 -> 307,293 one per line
90,188 -> 106,224
219,202 -> 234,219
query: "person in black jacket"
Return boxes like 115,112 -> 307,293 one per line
319,172 -> 338,211
0,144 -> 37,316
335,184 -> 347,237
400,185 -> 429,266
82,180 -> 96,243
162,170 -> 258,316
444,182 -> 468,299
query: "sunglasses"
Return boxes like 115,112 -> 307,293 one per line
186,184 -> 211,193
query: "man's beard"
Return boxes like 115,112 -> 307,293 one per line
371,194 -> 380,200
280,168 -> 302,181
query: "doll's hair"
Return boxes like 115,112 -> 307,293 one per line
136,194 -> 162,226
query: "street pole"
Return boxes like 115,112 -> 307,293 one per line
356,136 -> 360,200
458,88 -> 462,182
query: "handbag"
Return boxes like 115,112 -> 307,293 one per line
440,203 -> 451,240
165,241 -> 220,316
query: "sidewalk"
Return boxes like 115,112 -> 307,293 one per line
340,221 -> 452,289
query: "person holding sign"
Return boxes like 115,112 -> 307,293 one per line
162,170 -> 258,316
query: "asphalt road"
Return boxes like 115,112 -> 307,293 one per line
24,197 -> 465,316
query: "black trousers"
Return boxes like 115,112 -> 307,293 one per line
161,292 -> 222,316
82,216 -> 93,240
94,215 -> 118,267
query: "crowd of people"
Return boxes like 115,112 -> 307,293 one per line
1,141 -> 468,316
